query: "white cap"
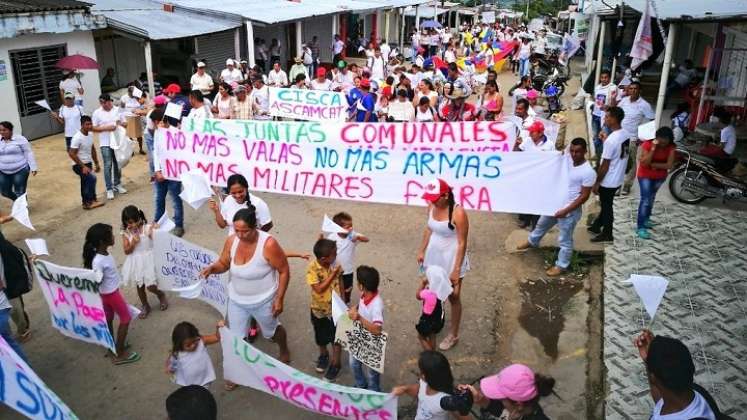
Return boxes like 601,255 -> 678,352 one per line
226,58 -> 234,66
197,61 -> 206,67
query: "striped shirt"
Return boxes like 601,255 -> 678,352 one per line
0,135 -> 38,173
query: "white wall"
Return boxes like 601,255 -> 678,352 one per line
0,30 -> 101,129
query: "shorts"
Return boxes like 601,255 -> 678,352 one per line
227,296 -> 279,340
310,311 -> 336,346
342,273 -> 354,291
415,300 -> 445,337
101,289 -> 132,324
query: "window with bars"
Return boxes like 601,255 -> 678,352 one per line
10,44 -> 67,117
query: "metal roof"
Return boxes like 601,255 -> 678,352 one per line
0,0 -> 91,14
89,0 -> 241,40
592,0 -> 747,21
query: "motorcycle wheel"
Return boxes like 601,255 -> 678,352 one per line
668,167 -> 709,204
555,83 -> 565,97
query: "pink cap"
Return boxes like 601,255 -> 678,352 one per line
527,120 -> 545,133
526,89 -> 539,100
480,364 -> 538,402
421,178 -> 451,202
153,95 -> 168,106
419,289 -> 438,315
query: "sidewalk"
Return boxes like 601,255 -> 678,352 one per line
603,195 -> 747,419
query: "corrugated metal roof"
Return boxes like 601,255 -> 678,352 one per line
0,0 -> 91,14
592,0 -> 747,21
89,0 -> 241,40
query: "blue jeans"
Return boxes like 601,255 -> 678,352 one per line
349,357 -> 380,392
519,58 -> 530,77
0,307 -> 27,363
0,166 -> 30,201
591,115 -> 602,157
528,207 -> 582,269
72,163 -> 97,204
145,131 -> 155,176
637,177 -> 665,229
154,180 -> 184,228
100,146 -> 120,191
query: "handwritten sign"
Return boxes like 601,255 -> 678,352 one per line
0,335 -> 78,420
33,260 -> 115,353
269,87 -> 349,122
335,316 -> 388,374
220,327 -> 397,419
155,119 -> 569,215
153,232 -> 228,317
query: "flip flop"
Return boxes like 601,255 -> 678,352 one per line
104,343 -> 131,358
224,382 -> 239,391
138,307 -> 151,319
159,301 -> 169,311
17,330 -> 31,343
113,351 -> 141,365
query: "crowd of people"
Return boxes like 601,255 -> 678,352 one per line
0,17 -> 736,420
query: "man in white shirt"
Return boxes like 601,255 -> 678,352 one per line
513,120 -> 555,152
190,62 -> 214,97
612,81 -> 654,194
91,93 -> 126,200
519,138 -> 597,276
51,92 -> 84,150
332,34 -> 345,67
444,44 -> 457,64
589,106 -> 627,242
59,71 -> 84,106
267,62 -> 289,87
251,77 -> 271,120
367,48 -> 386,82
334,61 -> 355,92
310,68 -> 332,91
220,59 -> 244,84
592,69 -> 617,157
187,90 -> 212,119
379,40 -> 391,62
255,38 -> 268,72
68,115 -> 104,209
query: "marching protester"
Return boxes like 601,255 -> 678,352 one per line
610,81 -> 654,195
190,62 -> 214,99
51,91 -> 85,150
212,82 -> 235,119
220,59 -> 244,84
150,108 -> 185,238
0,121 -> 38,201
68,115 -> 104,210
231,84 -> 254,120
166,321 -> 222,387
348,265 -> 385,391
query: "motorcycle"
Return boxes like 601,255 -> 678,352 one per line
668,149 -> 746,204
531,67 -> 568,97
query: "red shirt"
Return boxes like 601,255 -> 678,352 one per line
637,140 -> 675,179
441,102 -> 477,121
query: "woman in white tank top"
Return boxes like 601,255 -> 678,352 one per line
417,178 -> 469,352
201,207 -> 291,376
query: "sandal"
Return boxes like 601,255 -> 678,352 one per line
17,330 -> 31,343
138,307 -> 151,320
159,300 -> 169,311
224,382 -> 239,391
438,335 -> 459,351
113,351 -> 141,365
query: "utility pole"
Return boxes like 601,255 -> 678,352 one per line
526,0 -> 530,20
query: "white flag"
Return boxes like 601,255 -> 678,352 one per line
629,274 -> 668,321
629,0 -> 653,70
321,214 -> 348,234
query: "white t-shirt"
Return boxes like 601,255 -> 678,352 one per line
380,43 -> 391,60
188,105 -> 211,119
415,380 -> 450,420
444,49 -> 456,63
59,105 -> 84,137
220,68 -> 244,84
190,72 -> 214,94
70,131 -> 94,164
518,43 -> 531,59
310,79 -> 333,91
592,83 -> 616,117
325,232 -> 358,275
92,253 -> 121,295
720,124 -> 737,155
220,193 -> 272,235
252,85 -> 271,116
358,294 -> 384,326
388,101 -> 416,122
618,96 -> 655,139
600,129 -> 629,188
267,70 -> 289,87
566,158 -> 596,207
651,392 -> 716,420
59,78 -> 83,100
173,340 -> 216,387
333,40 -> 345,55
91,107 -> 120,147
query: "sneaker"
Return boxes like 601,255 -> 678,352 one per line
315,354 -> 329,373
587,226 -> 601,235
324,364 -> 341,382
590,234 -> 613,243
516,241 -> 532,251
546,266 -> 565,276
106,190 -> 115,200
644,219 -> 655,229
171,227 -> 185,237
637,228 -> 651,240
115,184 -> 128,194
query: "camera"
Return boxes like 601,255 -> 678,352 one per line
440,388 -> 474,416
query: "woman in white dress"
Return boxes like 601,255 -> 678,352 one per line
211,82 -> 235,119
417,178 -> 469,351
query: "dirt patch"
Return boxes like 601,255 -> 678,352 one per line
585,263 -> 606,420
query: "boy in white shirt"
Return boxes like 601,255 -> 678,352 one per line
348,266 -> 384,392
69,116 -> 104,209
592,70 -> 617,157
323,212 -> 369,303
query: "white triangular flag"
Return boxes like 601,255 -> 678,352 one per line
34,99 -> 51,111
164,102 -> 183,120
24,238 -> 49,256
629,274 -> 668,320
172,282 -> 203,299
331,291 -> 348,326
10,194 -> 34,230
178,170 -> 213,209
128,304 -> 142,320
425,265 -> 453,301
131,87 -> 143,99
321,214 -> 348,234
156,213 -> 176,232
629,0 -> 653,70
638,120 -> 656,141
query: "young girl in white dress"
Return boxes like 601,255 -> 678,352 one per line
121,205 -> 167,319
166,321 -> 223,387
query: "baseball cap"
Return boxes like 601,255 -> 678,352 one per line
527,120 -> 545,133
316,67 -> 327,77
421,178 -> 451,202
164,83 -> 181,95
98,93 -> 112,102
337,60 -> 347,69
63,91 -> 75,99
480,364 -> 538,402
359,78 -> 371,89
153,95 -> 168,106
235,84 -> 247,93
526,89 -> 539,100
226,58 -> 235,66
197,61 -> 206,68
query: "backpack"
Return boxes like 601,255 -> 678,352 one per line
0,232 -> 34,299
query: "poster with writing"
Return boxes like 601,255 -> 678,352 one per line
0,335 -> 78,420
269,87 -> 349,122
334,315 -> 388,374
155,118 -> 569,215
33,260 -> 116,353
220,327 -> 397,419
153,231 -> 229,317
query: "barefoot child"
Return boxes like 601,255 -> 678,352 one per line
307,239 -> 344,382
323,212 -> 369,304
348,265 -> 384,391
120,205 -> 167,319
166,320 -> 224,387
83,223 -> 140,365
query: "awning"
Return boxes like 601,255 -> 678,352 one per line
404,6 -> 449,17
592,0 -> 747,21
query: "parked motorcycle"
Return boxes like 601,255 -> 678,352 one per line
532,67 -> 568,97
668,149 -> 746,204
